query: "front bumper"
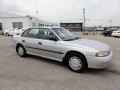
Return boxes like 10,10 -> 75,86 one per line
86,51 -> 112,69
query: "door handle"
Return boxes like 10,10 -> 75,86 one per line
22,40 -> 25,43
38,42 -> 42,45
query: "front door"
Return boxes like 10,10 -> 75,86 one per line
36,28 -> 64,61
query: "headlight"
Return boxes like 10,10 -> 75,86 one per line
96,51 -> 111,57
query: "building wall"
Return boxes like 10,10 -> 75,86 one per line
28,17 -> 46,27
27,15 -> 58,27
0,17 -> 29,30
0,12 -> 58,31
0,16 -> 54,31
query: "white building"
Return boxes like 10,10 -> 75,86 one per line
0,11 -> 57,32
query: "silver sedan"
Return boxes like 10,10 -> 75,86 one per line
12,27 -> 112,72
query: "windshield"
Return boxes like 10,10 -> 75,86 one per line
52,28 -> 80,41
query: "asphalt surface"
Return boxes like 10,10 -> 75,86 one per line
0,35 -> 120,90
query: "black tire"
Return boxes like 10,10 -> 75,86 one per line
5,33 -> 9,36
66,52 -> 87,73
16,45 -> 26,57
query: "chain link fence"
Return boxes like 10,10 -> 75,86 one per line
73,30 -> 103,36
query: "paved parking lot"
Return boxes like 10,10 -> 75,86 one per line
0,35 -> 120,90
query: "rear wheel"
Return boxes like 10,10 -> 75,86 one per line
16,45 -> 26,57
66,52 -> 87,72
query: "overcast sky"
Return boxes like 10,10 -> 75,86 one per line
0,0 -> 120,26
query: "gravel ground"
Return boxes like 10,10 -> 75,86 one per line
0,35 -> 120,90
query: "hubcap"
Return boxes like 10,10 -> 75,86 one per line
69,56 -> 82,70
18,47 -> 24,56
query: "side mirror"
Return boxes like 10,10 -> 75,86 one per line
49,36 -> 58,41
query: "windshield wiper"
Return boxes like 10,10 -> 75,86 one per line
64,37 -> 80,41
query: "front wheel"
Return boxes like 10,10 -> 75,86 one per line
17,45 -> 26,57
67,53 -> 87,72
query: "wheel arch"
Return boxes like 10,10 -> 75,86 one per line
63,50 -> 88,68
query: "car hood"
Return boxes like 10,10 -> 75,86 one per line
67,39 -> 110,51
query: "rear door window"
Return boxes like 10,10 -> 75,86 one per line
22,28 -> 39,39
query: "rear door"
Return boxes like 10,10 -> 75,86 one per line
21,28 -> 40,54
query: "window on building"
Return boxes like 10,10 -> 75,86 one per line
38,23 -> 41,26
40,24 -> 42,26
0,23 -> 3,30
13,22 -> 23,29
46,25 -> 49,26
68,24 -> 73,27
75,24 -> 80,27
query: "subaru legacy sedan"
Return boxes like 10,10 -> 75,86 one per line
12,27 -> 112,72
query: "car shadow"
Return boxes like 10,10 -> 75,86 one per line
24,54 -> 120,75
84,68 -> 107,74
84,67 -> 120,76
27,54 -> 65,67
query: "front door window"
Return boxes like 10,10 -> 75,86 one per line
38,28 -> 58,40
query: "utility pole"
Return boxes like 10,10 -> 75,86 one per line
110,20 -> 112,28
83,8 -> 86,34
36,11 -> 39,27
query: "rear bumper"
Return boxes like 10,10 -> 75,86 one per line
86,51 -> 112,69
